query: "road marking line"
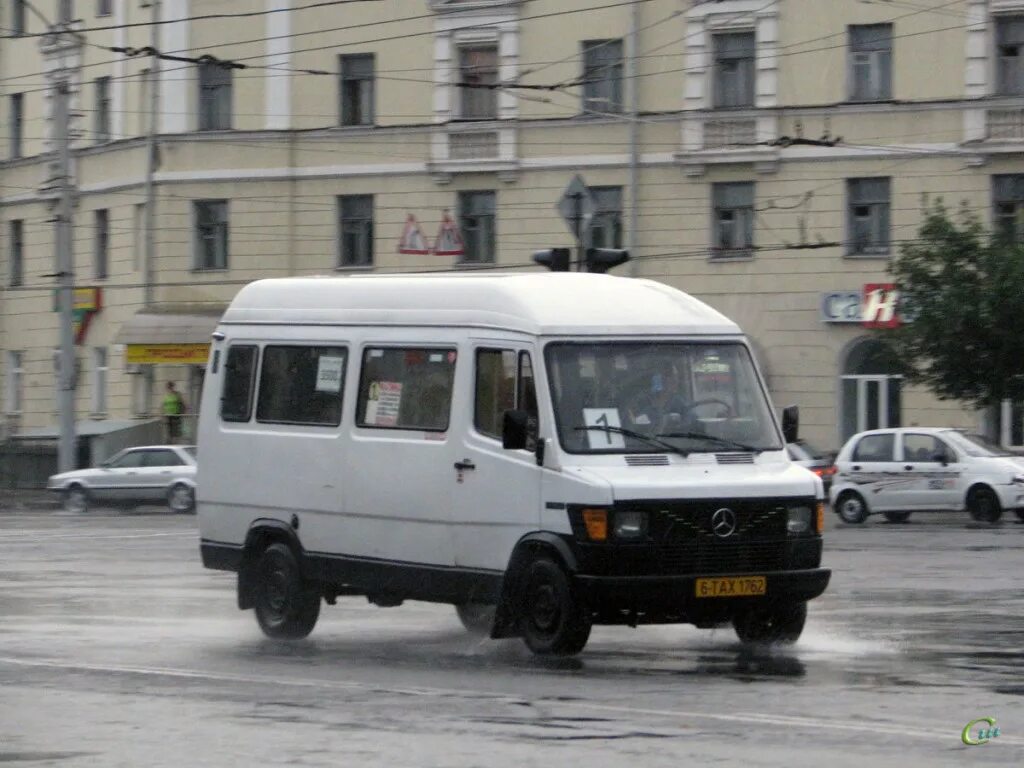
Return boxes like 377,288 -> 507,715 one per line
0,532 -> 194,542
0,656 -> 1018,746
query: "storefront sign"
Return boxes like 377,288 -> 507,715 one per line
125,343 -> 210,365
52,287 -> 103,344
820,284 -> 905,328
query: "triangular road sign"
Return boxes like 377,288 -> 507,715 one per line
432,211 -> 465,257
398,214 -> 430,255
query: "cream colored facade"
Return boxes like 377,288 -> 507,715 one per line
1,0 -> 1022,453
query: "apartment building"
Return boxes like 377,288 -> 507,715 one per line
1,0 -> 1023,457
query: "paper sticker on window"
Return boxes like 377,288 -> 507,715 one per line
369,349 -> 384,358
429,353 -> 443,363
315,356 -> 345,393
583,408 -> 625,449
365,381 -> 403,426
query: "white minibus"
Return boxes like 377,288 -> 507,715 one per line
197,272 -> 829,656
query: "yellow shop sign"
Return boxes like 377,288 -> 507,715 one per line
125,344 -> 210,365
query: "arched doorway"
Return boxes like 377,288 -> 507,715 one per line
839,337 -> 902,442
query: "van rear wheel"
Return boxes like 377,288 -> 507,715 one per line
517,557 -> 591,657
252,542 -> 321,639
455,603 -> 495,636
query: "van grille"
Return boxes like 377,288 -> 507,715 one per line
648,502 -> 787,542
716,453 -> 755,464
659,540 -> 787,575
625,454 -> 670,467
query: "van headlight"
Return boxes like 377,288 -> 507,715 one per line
787,506 -> 813,535
613,510 -> 647,540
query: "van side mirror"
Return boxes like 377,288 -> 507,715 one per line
932,451 -> 949,465
782,405 -> 799,443
502,410 -> 530,450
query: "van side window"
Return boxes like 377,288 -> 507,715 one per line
221,345 -> 258,422
256,345 -> 347,427
357,347 -> 456,431
475,350 -> 517,438
474,349 -> 539,439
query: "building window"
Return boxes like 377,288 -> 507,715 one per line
847,178 -> 890,255
9,219 -> 23,288
459,45 -> 498,120
582,39 -> 624,114
849,24 -> 892,102
339,53 -> 375,126
995,174 -> 1024,242
96,0 -> 111,17
840,338 -> 902,442
193,200 -> 229,270
58,0 -> 72,23
713,32 -> 755,109
338,195 -> 373,268
94,209 -> 108,279
356,347 -> 457,431
10,93 -> 23,160
588,186 -> 623,249
12,0 -> 26,35
458,190 -> 496,263
92,347 -> 107,415
712,181 -> 754,258
94,76 -> 111,143
132,368 -> 153,417
198,61 -> 232,130
5,351 -> 23,414
997,17 -> 1024,96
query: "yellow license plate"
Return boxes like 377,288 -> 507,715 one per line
695,576 -> 767,598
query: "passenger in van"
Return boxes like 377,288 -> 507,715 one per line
626,362 -> 690,434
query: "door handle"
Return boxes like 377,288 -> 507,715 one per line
852,465 -> 861,471
904,465 -> 914,471
454,460 -> 476,471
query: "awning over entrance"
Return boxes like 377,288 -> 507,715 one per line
115,306 -> 225,364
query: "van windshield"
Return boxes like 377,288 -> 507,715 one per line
545,342 -> 781,455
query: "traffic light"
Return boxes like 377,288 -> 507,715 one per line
533,248 -> 571,272
584,248 -> 630,274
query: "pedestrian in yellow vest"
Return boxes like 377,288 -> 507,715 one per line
163,382 -> 186,444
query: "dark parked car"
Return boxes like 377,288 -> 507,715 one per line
787,439 -> 835,494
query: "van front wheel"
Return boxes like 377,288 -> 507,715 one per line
517,557 -> 591,657
252,543 -> 321,640
733,602 -> 807,645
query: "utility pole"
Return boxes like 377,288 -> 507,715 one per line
55,79 -> 75,473
144,0 -> 160,309
40,18 -> 83,474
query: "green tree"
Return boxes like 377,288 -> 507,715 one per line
887,202 -> 1024,413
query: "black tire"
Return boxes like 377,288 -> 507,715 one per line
967,486 -> 1003,523
455,603 -> 495,636
835,490 -> 869,524
62,484 -> 89,514
734,602 -> 807,645
517,557 -> 591,657
883,511 -> 912,524
1016,509 -> 1024,523
252,542 -> 321,639
167,483 -> 195,514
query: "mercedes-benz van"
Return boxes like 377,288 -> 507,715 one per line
197,272 -> 830,656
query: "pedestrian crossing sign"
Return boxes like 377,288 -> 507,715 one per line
398,214 -> 430,255
433,211 -> 465,257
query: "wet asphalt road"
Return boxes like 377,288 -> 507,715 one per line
1,508 -> 1022,767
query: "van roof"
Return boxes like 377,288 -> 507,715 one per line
219,272 -> 742,337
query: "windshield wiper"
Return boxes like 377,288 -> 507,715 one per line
656,431 -> 768,454
573,426 -> 689,457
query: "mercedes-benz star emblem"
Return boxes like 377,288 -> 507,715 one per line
711,508 -> 737,538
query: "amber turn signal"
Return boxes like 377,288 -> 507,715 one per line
582,508 -> 608,541
815,502 -> 825,534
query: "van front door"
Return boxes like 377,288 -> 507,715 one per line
450,345 -> 542,589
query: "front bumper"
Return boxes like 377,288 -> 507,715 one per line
993,484 -> 1024,511
573,567 -> 831,625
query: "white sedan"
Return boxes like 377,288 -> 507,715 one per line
47,445 -> 197,514
829,428 -> 1024,524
